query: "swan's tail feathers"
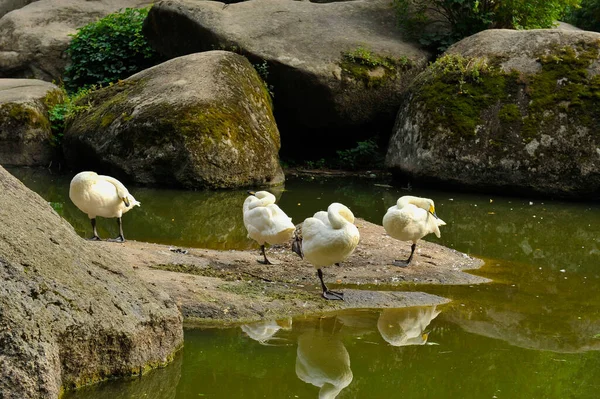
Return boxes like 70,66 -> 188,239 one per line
128,195 -> 141,208
436,218 -> 446,227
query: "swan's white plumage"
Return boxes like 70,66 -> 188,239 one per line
243,191 -> 295,246
295,331 -> 353,399
69,171 -> 140,219
377,305 -> 441,347
302,203 -> 359,268
382,196 -> 445,244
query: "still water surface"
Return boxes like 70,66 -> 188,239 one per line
7,168 -> 600,398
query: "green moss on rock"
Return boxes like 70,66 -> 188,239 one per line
415,42 -> 600,143
340,47 -> 412,88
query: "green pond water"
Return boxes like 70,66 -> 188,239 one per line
7,168 -> 600,399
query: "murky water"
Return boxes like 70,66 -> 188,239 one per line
6,167 -> 600,399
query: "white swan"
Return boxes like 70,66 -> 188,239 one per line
69,171 -> 140,242
377,305 -> 441,347
243,190 -> 295,264
241,318 -> 292,345
296,203 -> 360,300
295,331 -> 353,399
382,195 -> 446,267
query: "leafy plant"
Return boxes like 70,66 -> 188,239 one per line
565,0 -> 600,31
64,7 -> 163,91
47,86 -> 96,146
336,139 -> 384,170
393,0 -> 580,53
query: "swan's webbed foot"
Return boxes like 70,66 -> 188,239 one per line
107,235 -> 125,243
392,260 -> 410,267
258,245 -> 276,264
322,290 -> 344,301
88,235 -> 102,241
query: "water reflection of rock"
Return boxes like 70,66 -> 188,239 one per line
445,307 -> 600,353
64,349 -> 182,399
377,305 -> 441,347
296,330 -> 353,399
241,318 -> 293,345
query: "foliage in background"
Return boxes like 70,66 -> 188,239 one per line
393,0 -> 581,53
335,139 -> 384,170
565,0 -> 600,31
47,86 -> 95,146
64,7 -> 163,91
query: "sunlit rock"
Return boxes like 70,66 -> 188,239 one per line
0,78 -> 64,166
0,166 -> 183,398
143,0 -> 430,157
63,51 -> 284,189
386,29 -> 600,198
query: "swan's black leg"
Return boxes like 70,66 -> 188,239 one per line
258,244 -> 272,264
393,243 -> 416,267
108,217 -> 125,242
89,218 -> 101,241
318,269 -> 344,300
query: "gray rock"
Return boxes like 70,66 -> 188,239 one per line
143,0 -> 430,155
386,29 -> 600,198
0,0 -> 150,81
0,78 -> 64,166
0,166 -> 183,398
63,51 -> 284,189
0,0 -> 39,19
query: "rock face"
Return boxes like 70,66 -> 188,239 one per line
0,166 -> 183,398
63,51 -> 284,189
0,0 -> 150,81
143,0 -> 430,157
0,0 -> 39,19
0,78 -> 64,166
386,29 -> 600,198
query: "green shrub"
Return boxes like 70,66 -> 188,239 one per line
394,0 -> 580,53
566,0 -> 600,31
64,7 -> 162,91
336,139 -> 384,170
47,86 -> 95,146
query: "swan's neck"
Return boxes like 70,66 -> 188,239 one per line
398,196 -> 429,211
328,203 -> 353,229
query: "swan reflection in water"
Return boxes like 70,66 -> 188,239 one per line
377,305 -> 441,346
240,318 -> 293,345
295,330 -> 353,399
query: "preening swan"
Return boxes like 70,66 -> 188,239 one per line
382,195 -> 445,267
294,203 -> 360,301
243,190 -> 295,264
69,171 -> 140,242
377,305 -> 441,347
296,331 -> 353,399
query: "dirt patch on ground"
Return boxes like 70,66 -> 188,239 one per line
99,219 -> 487,325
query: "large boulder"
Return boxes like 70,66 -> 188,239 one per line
63,51 -> 284,189
386,29 -> 600,198
0,0 -> 150,82
143,0 -> 430,157
0,0 -> 39,19
0,166 -> 183,398
0,78 -> 64,166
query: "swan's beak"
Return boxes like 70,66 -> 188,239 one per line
429,205 -> 439,219
247,190 -> 256,196
123,197 -> 130,207
422,332 -> 430,342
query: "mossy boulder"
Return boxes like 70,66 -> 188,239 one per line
0,79 -> 64,166
0,0 -> 150,81
0,166 -> 183,398
63,51 -> 284,189
142,0 -> 430,158
386,29 -> 600,198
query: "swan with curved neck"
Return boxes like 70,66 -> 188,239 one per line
243,190 -> 295,264
69,171 -> 140,242
382,195 -> 445,267
297,203 -> 360,300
